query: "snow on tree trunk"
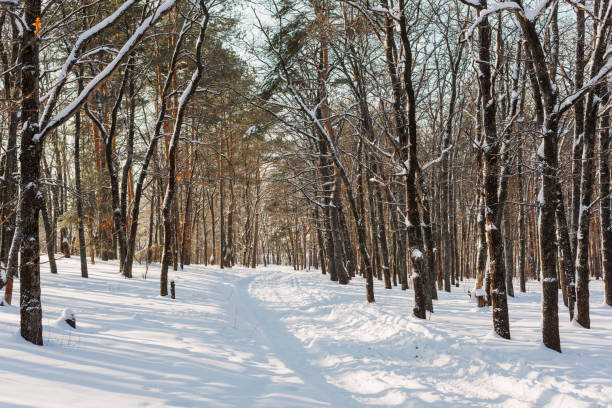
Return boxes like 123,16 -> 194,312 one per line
18,0 -> 43,345
476,0 -> 510,339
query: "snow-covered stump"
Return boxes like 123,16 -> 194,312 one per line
476,289 -> 486,308
470,287 -> 486,308
61,309 -> 76,329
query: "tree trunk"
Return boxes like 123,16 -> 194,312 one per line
40,191 -> 58,274
571,2 -> 586,259
574,2 -> 611,328
219,164 -> 225,269
503,209 -> 514,297
600,108 -> 612,306
380,0 -> 426,317
74,73 -> 88,278
373,163 -> 391,289
0,15 -> 18,271
18,0 -> 44,345
124,27 -> 190,279
366,166 -> 381,281
160,9 -> 208,293
315,205 -> 326,275
518,147 -> 526,293
330,176 -> 349,284
120,64 -> 135,277
180,158 -> 196,269
477,0 -> 510,339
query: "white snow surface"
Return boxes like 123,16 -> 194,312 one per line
1,257 -> 611,407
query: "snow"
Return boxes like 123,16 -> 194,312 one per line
411,248 -> 424,260
465,2 -> 522,40
422,144 -> 453,171
537,140 -> 545,159
244,124 -> 262,139
1,257 -> 611,407
485,223 -> 498,231
474,288 -> 487,297
56,308 -> 75,327
524,1 -> 549,22
558,57 -> 612,114
538,186 -> 545,205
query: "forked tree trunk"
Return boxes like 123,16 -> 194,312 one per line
160,8 -> 209,294
88,70 -> 128,274
476,0 -> 510,339
397,0 -> 429,317
124,25 -> 190,279
515,0 -> 575,351
574,1 -> 611,328
379,0 -> 426,317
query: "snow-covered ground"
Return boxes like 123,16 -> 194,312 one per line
1,257 -> 611,407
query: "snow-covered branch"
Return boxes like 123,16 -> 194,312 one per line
35,0 -> 179,143
465,2 -> 522,40
558,57 -> 612,115
39,0 -> 139,128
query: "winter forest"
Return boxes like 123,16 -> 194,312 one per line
0,0 -> 611,406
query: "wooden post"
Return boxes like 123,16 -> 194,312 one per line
3,277 -> 13,305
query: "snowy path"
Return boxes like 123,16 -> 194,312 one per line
1,257 -> 611,407
248,270 -> 612,407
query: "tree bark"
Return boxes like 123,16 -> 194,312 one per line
379,0 -> 426,317
18,0 -> 44,345
74,73 -> 88,278
40,191 -> 58,275
574,1 -> 611,328
516,0 -> 566,351
518,147 -> 526,293
120,63 -> 135,277
124,26 -> 189,279
160,8 -> 209,294
476,0 -> 510,339
571,1 -> 586,259
600,107 -> 612,306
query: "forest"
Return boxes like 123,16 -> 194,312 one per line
0,0 -> 611,406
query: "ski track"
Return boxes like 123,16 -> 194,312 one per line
1,256 -> 611,407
